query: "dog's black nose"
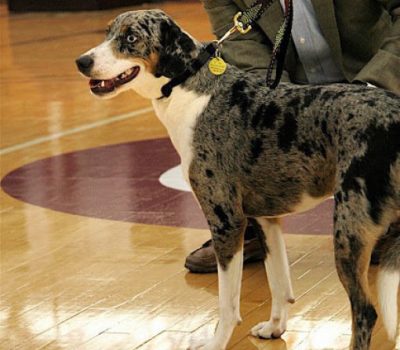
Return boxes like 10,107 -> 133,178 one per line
76,55 -> 94,74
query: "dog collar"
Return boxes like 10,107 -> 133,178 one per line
159,42 -> 217,99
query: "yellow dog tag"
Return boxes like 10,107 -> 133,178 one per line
209,57 -> 227,75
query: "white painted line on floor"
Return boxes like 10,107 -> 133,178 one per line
0,106 -> 154,156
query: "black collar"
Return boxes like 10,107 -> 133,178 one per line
159,42 -> 217,99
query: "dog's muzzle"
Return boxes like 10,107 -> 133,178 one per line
76,55 -> 94,76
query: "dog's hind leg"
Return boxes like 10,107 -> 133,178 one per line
251,218 -> 294,339
377,219 -> 400,340
333,193 -> 385,350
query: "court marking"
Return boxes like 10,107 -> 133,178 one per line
1,138 -> 334,233
0,106 -> 154,156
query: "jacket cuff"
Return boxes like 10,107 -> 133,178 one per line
353,49 -> 400,94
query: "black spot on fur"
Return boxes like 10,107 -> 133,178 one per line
229,184 -> 237,197
348,234 -> 363,257
250,138 -> 263,161
288,96 -> 301,107
335,192 -> 343,203
214,205 -> 228,223
230,80 -> 250,114
319,144 -> 327,158
298,142 -> 313,157
242,165 -> 251,174
303,87 -> 321,108
342,123 -> 400,223
362,303 -> 378,329
251,102 -> 280,129
155,20 -> 195,78
351,302 -> 377,348
264,102 -> 281,121
278,112 -> 298,152
320,120 -> 333,145
287,96 -> 301,114
140,23 -> 152,36
320,91 -> 335,102
213,205 -> 233,235
198,152 -> 207,161
178,33 -> 196,52
205,169 -> 214,178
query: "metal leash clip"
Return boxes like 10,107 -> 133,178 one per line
233,12 -> 253,34
216,11 -> 253,46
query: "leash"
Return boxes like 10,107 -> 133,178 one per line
266,0 -> 293,88
160,0 -> 293,98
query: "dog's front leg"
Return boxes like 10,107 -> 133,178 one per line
251,218 -> 294,339
212,245 -> 244,349
188,190 -> 246,350
190,227 -> 245,350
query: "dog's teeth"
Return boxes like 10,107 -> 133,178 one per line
126,69 -> 133,74
100,81 -> 105,87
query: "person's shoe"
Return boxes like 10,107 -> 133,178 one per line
185,237 -> 265,273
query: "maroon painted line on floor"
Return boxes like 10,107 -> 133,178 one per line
1,138 -> 333,234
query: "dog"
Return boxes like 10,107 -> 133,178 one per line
76,9 -> 400,350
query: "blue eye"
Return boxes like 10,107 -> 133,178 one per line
127,35 -> 137,43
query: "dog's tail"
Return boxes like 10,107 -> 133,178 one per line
376,222 -> 400,340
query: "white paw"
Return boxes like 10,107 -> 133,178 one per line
251,320 -> 285,339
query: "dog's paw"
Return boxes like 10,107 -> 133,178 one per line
250,320 -> 285,339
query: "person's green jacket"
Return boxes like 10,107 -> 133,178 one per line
201,0 -> 400,94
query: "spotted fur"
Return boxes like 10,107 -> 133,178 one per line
77,10 -> 400,350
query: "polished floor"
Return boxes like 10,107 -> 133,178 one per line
0,2 -> 399,349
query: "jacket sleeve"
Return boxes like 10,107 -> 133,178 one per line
201,0 -> 291,82
353,0 -> 400,94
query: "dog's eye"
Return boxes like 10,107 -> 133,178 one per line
126,35 -> 137,43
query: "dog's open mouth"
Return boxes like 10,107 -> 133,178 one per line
89,66 -> 140,94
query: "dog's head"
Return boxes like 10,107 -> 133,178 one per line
76,10 -> 200,99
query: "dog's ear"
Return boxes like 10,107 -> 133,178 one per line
155,20 -> 196,78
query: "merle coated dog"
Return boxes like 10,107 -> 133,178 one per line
76,9 -> 400,350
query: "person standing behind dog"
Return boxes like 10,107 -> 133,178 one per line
184,0 -> 400,273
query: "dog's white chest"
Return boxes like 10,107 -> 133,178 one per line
153,88 -> 211,184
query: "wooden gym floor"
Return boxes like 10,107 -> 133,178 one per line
0,2 -> 398,349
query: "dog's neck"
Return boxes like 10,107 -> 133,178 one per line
151,84 -> 211,180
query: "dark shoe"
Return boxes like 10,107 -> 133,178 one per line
185,237 -> 265,273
